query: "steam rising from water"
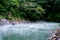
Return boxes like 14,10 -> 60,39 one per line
0,22 -> 60,40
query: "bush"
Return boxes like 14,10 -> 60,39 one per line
0,0 -> 60,22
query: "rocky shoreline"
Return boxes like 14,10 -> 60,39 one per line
0,18 -> 47,26
0,18 -> 30,26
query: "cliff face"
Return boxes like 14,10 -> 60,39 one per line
0,0 -> 60,22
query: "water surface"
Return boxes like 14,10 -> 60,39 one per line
0,22 -> 60,40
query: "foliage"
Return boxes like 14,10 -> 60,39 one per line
0,0 -> 60,22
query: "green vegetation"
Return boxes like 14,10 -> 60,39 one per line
0,0 -> 60,22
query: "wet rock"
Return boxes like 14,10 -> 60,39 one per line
48,29 -> 60,40
0,18 -> 16,26
0,18 -> 10,25
9,20 -> 15,25
0,18 -> 30,26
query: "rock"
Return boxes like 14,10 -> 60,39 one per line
0,18 -> 10,25
0,18 -> 16,25
9,20 -> 15,25
0,18 -> 30,26
48,29 -> 60,40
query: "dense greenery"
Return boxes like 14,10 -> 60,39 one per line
0,0 -> 60,22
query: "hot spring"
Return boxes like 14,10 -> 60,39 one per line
0,22 -> 60,40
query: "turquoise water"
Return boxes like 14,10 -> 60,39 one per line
0,22 -> 60,40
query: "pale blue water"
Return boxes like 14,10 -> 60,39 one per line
0,22 -> 60,40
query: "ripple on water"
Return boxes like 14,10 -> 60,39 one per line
0,22 -> 60,40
